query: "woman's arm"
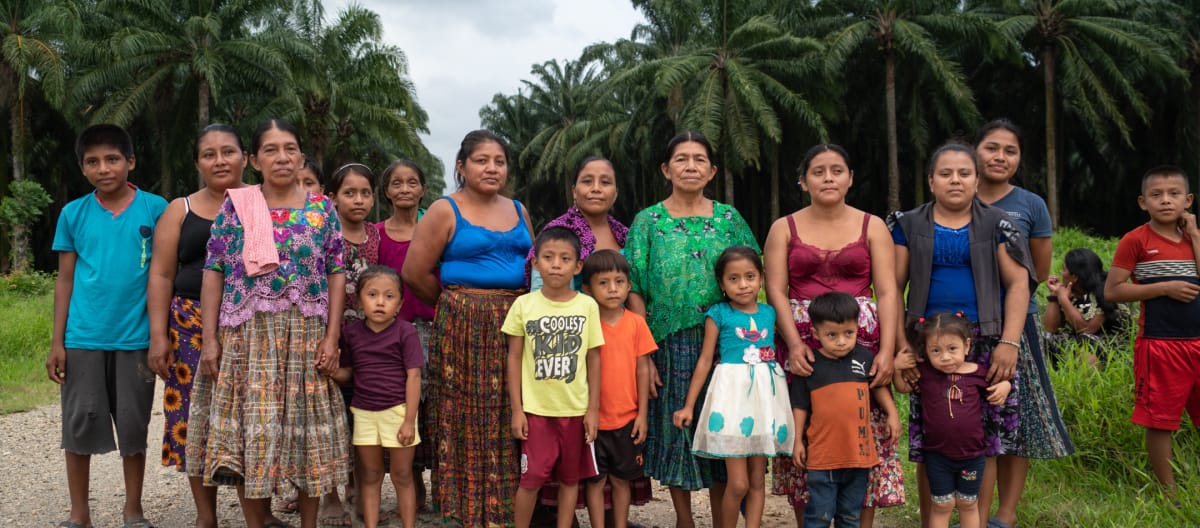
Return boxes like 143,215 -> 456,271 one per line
990,244 -> 1030,384
316,273 -> 345,374
764,217 -> 812,375
867,216 -> 899,387
402,199 -> 454,306
199,269 -> 225,377
147,199 -> 185,379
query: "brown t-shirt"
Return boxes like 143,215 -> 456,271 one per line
789,346 -> 877,470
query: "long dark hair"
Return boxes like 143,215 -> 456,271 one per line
1063,248 -> 1118,319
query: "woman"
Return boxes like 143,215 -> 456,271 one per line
762,144 -> 903,528
376,159 -> 437,512
625,131 -> 757,528
974,119 -> 1074,528
890,143 -> 1034,528
527,157 -> 656,521
401,130 -> 534,527
188,119 -> 349,528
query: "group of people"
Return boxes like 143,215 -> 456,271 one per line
45,116 -> 1197,528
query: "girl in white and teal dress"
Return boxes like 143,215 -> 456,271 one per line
673,246 -> 794,528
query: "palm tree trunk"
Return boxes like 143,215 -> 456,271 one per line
1043,45 -> 1059,228
885,51 -> 900,213
770,142 -> 780,220
159,128 -> 174,198
914,155 -> 925,205
197,78 -> 210,190
10,98 -> 30,272
724,166 -> 735,206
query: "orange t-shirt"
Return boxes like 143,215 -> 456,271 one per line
598,310 -> 658,430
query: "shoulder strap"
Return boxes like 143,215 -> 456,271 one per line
183,195 -> 192,214
444,196 -> 463,220
786,213 -> 798,239
858,212 -> 871,242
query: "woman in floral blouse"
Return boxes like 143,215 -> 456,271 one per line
625,131 -> 758,528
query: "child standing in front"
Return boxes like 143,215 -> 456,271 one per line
893,313 -> 1012,528
505,227 -> 605,528
673,245 -> 794,528
789,291 -> 900,528
580,250 -> 657,528
48,124 -> 169,528
332,266 -> 423,528
1105,165 -> 1200,496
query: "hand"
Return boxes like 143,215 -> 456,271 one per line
1180,212 -> 1199,238
786,340 -> 814,377
986,380 -> 1013,405
1046,275 -> 1060,291
511,412 -> 529,440
869,349 -> 894,388
631,415 -> 648,445
199,336 -> 222,378
147,334 -> 174,380
886,412 -> 901,440
792,442 -> 807,467
584,409 -> 599,444
987,340 -> 1018,383
672,408 -> 693,429
397,421 -> 416,447
648,362 -> 662,400
314,337 -> 339,375
46,345 -> 67,385
1161,280 -> 1200,303
893,348 -> 918,371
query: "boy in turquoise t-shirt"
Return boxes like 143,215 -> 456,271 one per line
505,227 -> 605,528
47,124 -> 168,528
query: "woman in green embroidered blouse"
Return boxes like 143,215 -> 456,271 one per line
625,131 -> 758,528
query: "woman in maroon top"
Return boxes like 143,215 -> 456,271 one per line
762,144 -> 902,528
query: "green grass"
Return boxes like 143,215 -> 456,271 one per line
0,289 -> 55,414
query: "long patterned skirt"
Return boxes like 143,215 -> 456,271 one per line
411,319 -> 437,471
430,287 -> 521,527
1011,315 -> 1075,458
643,326 -> 726,490
186,307 -> 349,498
771,297 -> 906,508
161,297 -> 201,471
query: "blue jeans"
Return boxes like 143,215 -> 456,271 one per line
804,467 -> 870,528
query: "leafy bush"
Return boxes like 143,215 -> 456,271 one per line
1,271 -> 55,296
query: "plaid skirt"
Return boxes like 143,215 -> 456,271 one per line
161,296 -> 201,471
430,286 -> 521,527
186,307 -> 349,499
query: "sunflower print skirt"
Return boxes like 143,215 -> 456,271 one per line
161,296 -> 200,470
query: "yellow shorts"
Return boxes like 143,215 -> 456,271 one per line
350,404 -> 421,448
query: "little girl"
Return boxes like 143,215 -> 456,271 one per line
1044,247 -> 1127,367
333,266 -> 425,528
893,313 -> 1012,528
673,245 -> 794,528
329,162 -> 381,320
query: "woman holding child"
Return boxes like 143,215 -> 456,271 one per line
401,130 -> 534,527
889,142 -> 1035,528
625,131 -> 757,528
762,144 -> 905,527
187,119 -> 350,528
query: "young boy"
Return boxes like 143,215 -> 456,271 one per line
789,291 -> 900,528
579,250 -> 656,528
1105,165 -> 1200,495
47,124 -> 168,528
504,227 -> 605,528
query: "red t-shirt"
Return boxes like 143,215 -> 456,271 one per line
597,310 -> 658,430
1112,223 -> 1200,339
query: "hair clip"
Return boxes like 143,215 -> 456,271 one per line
918,317 -> 926,324
955,311 -> 965,319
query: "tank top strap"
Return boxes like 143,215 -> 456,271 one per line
786,213 -> 799,239
858,212 -> 871,243
443,196 -> 464,223
183,195 -> 192,214
513,199 -> 527,231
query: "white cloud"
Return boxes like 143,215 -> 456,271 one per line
326,0 -> 644,188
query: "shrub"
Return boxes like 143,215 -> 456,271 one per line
1,271 -> 55,297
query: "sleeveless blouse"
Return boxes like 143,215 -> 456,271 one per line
376,224 -> 437,321
174,196 -> 213,300
439,197 -> 531,290
786,213 -> 873,300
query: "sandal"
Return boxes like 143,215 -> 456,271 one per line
276,494 -> 300,514
122,518 -> 156,528
319,511 -> 352,527
56,522 -> 92,528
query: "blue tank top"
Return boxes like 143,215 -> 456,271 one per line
440,197 -> 532,289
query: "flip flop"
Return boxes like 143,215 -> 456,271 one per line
56,522 -> 91,528
319,511 -> 352,527
122,517 -> 156,528
265,521 -> 292,528
987,519 -> 1013,528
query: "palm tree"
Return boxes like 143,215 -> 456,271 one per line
811,0 -> 984,212
1,0 -> 68,271
979,0 -> 1184,226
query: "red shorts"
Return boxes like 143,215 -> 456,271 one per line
1132,338 -> 1200,430
519,414 -> 598,489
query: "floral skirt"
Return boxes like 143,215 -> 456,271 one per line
643,326 -> 726,490
1012,315 -> 1074,458
186,307 -> 349,498
161,297 -> 201,470
430,287 -> 521,527
693,362 -> 793,458
771,296 -> 905,508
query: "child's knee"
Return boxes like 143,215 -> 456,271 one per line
360,464 -> 385,485
930,494 -> 956,513
956,495 -> 979,512
725,477 -> 750,498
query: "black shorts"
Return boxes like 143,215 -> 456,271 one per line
589,419 -> 643,482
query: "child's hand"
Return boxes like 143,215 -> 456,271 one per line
1181,212 -> 1200,238
631,415 -> 648,445
986,380 -> 1013,405
885,411 -> 901,440
511,412 -> 529,440
1160,280 -> 1200,303
314,337 -> 340,375
147,335 -> 174,380
199,339 -> 222,378
893,348 -> 918,371
648,362 -> 662,400
1046,275 -> 1060,291
397,422 -> 416,447
672,408 -> 693,429
584,409 -> 599,444
45,345 -> 66,385
792,442 -> 807,467
785,340 -> 815,377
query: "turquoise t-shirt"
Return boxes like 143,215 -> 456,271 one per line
52,187 -> 168,350
706,302 -> 777,364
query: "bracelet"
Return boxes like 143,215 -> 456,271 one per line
996,338 -> 1020,349
1046,295 -> 1058,303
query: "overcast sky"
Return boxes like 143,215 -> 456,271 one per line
326,0 -> 645,189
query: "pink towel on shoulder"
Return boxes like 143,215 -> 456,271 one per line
226,185 -> 279,277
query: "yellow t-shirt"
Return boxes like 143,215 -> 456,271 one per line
502,290 -> 605,417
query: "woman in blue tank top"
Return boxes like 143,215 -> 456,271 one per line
402,130 -> 533,527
